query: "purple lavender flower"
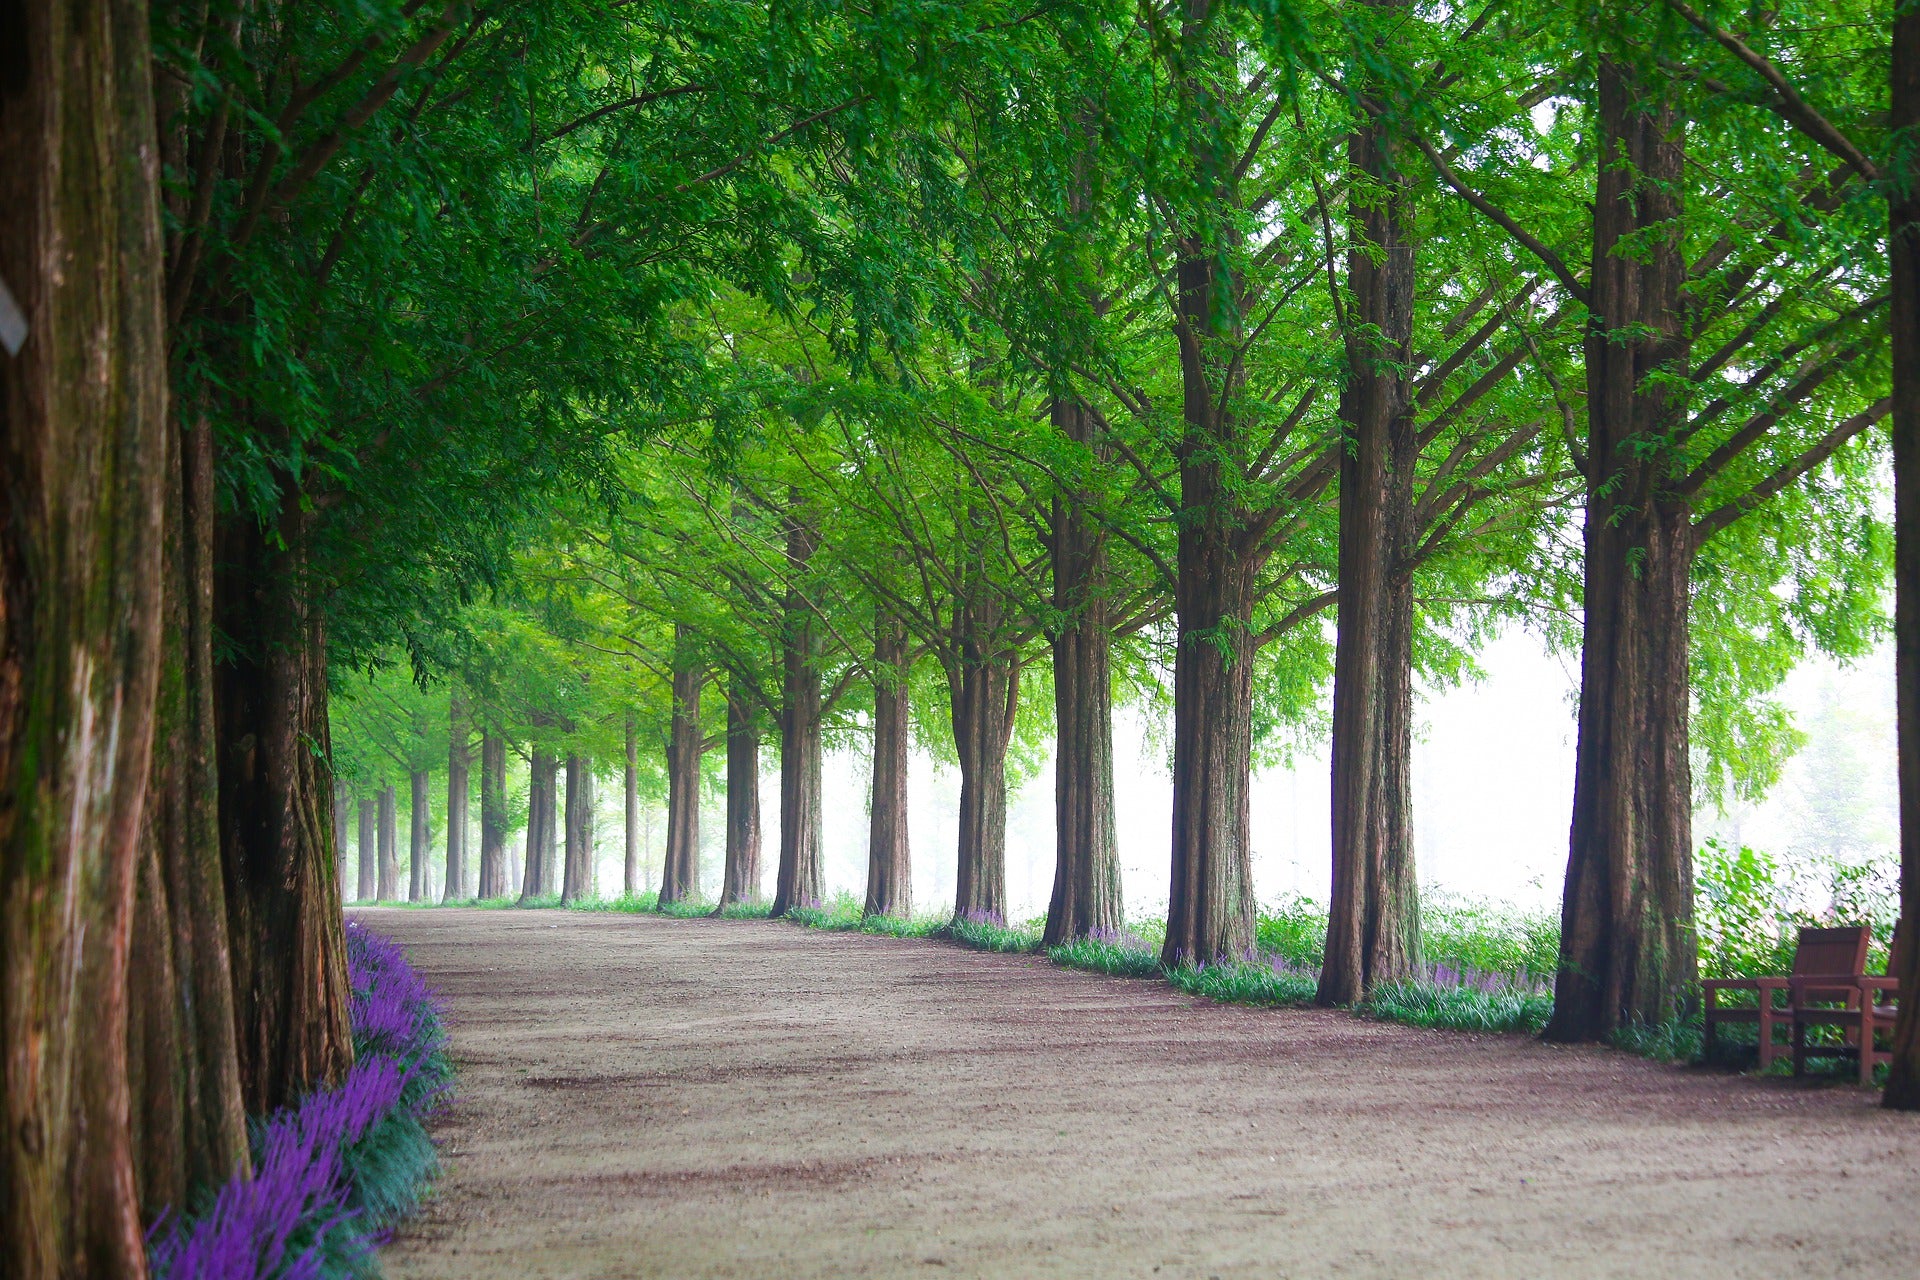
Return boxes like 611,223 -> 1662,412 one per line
149,925 -> 450,1279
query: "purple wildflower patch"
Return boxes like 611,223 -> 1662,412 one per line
149,923 -> 451,1280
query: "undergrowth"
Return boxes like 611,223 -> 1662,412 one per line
1046,933 -> 1163,978
938,913 -> 1042,953
149,925 -> 451,1279
1166,959 -> 1320,1006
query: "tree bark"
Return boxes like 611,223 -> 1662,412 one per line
773,514 -> 825,916
333,780 -> 350,900
408,769 -> 430,903
1164,545 -> 1258,966
948,620 -> 1018,923
519,748 -> 556,901
721,681 -> 763,907
356,798 -> 376,903
213,500 -> 355,1115
1322,47 -> 1422,1004
376,783 -> 398,902
660,630 -> 705,906
478,732 -> 508,898
866,617 -> 913,919
1546,59 -> 1697,1041
624,711 -> 640,896
1886,4 -> 1920,1110
128,413 -> 247,1217
561,754 -> 593,904
1044,399 -> 1122,945
445,694 -> 469,902
0,0 -> 170,1263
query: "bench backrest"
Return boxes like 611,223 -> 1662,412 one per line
1790,926 -> 1870,1004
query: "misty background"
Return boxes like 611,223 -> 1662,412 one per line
605,626 -> 1896,922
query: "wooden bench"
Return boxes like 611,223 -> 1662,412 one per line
1701,926 -> 1869,1071
1790,919 -> 1907,1086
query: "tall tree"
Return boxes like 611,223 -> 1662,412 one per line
445,694 -> 470,902
562,754 -> 594,904
721,682 -> 764,907
1322,0 -> 1422,1004
866,615 -> 914,919
408,770 -> 432,902
660,629 -> 706,906
1,0 -> 169,1268
377,785 -> 399,902
479,732 -> 509,898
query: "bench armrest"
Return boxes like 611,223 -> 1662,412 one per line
1702,977 -> 1789,1011
1859,976 -> 1902,1002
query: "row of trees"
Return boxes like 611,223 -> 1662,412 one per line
3,0 -> 1917,1273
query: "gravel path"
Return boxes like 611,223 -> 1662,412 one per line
369,908 -> 1918,1279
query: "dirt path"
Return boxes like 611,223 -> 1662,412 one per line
371,908 -> 1917,1279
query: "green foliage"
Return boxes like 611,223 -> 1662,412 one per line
787,895 -> 942,936
1254,896 -> 1331,969
1166,961 -> 1320,1007
1419,893 -> 1562,984
1363,982 -> 1553,1037
1695,838 -> 1902,980
1047,935 -> 1164,979
937,917 -> 1042,954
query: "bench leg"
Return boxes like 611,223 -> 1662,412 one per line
1860,1007 -> 1877,1086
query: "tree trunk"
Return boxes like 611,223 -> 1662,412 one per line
1885,4 -> 1920,1110
213,500 -> 355,1114
721,681 -> 763,907
0,0 -> 170,1262
661,631 -> 705,906
376,783 -> 398,902
1547,59 -> 1697,1041
1044,399 -> 1122,945
1370,545 -> 1421,977
773,514 -> 825,917
333,781 -> 350,899
624,711 -> 640,896
866,618 -> 913,919
948,627 -> 1018,923
408,769 -> 430,903
1163,547 -> 1258,966
478,733 -> 507,897
520,748 -> 556,901
356,798 -> 376,903
128,413 -> 248,1217
562,754 -> 593,904
445,694 -> 469,902
1322,56 -> 1422,1004
1161,9 -> 1260,967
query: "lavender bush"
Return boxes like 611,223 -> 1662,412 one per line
149,922 -> 451,1280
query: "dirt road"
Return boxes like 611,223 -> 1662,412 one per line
371,908 -> 1917,1279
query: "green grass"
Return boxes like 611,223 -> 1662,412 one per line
1046,934 -> 1164,978
786,894 -> 943,936
1166,960 -> 1320,1006
1363,979 -> 1554,1035
937,915 -> 1042,953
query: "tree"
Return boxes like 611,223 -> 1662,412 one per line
1,0 -> 171,1270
